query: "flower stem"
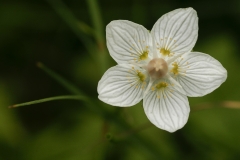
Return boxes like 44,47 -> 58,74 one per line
37,62 -> 82,95
86,0 -> 109,73
9,95 -> 87,108
46,0 -> 96,57
36,63 -> 163,158
86,0 -> 104,45
192,101 -> 240,112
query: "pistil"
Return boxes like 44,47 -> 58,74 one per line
147,58 -> 168,79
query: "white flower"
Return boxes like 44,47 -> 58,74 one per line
97,8 -> 227,132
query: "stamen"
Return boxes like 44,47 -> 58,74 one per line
155,82 -> 168,89
139,51 -> 148,60
160,48 -> 170,56
171,62 -> 179,75
137,71 -> 145,82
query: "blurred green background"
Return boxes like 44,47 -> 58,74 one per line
1,0 -> 240,159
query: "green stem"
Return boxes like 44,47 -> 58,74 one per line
86,0 -> 109,73
86,0 -> 104,45
9,95 -> 87,108
37,63 -> 163,158
192,101 -> 240,112
37,62 -> 104,113
46,0 -> 95,55
37,62 -> 82,95
105,113 -> 163,159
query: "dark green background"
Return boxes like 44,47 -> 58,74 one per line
1,0 -> 240,159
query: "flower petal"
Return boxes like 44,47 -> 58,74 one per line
106,20 -> 152,64
98,64 -> 149,107
151,8 -> 198,60
169,52 -> 227,97
143,77 -> 190,132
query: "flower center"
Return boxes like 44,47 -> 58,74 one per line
147,58 -> 168,79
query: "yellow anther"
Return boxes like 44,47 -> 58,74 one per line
155,82 -> 168,90
139,50 -> 148,60
160,48 -> 170,56
137,71 -> 145,82
171,62 -> 179,75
